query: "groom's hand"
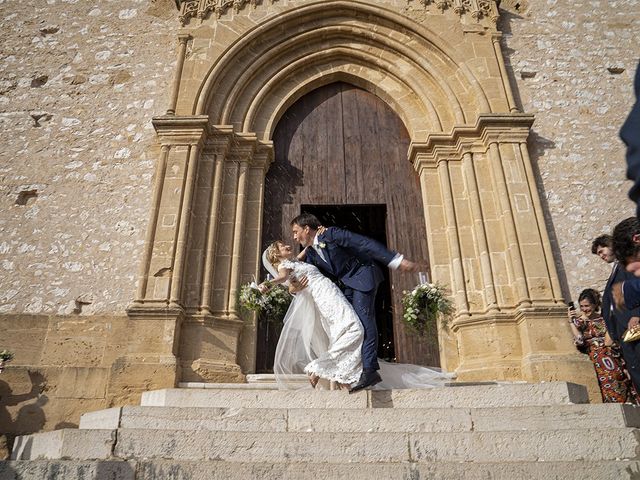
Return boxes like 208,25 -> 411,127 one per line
289,275 -> 309,294
398,258 -> 421,273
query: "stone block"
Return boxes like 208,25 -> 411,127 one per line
38,318 -> 108,367
106,360 -> 177,408
1,460 -> 136,480
409,428 -> 639,462
11,429 -> 115,461
132,459 -> 640,480
54,367 -> 108,399
369,382 -> 588,408
82,406 -> 287,432
141,388 -> 368,409
78,408 -> 122,430
0,315 -> 47,365
113,430 -> 410,463
470,403 -> 640,431
288,407 -> 472,433
4,459 -> 640,480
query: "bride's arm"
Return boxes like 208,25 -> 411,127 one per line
296,247 -> 308,261
258,266 -> 291,292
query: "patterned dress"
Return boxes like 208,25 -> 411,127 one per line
574,315 -> 639,403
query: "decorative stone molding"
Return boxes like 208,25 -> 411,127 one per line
175,0 -> 499,25
152,115 -> 210,146
413,0 -> 499,23
409,113 -> 535,170
176,0 -> 278,24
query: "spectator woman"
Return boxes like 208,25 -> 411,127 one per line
568,288 -> 639,403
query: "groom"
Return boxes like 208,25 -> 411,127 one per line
291,213 -> 419,393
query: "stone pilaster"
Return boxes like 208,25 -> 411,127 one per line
410,114 -> 599,399
123,115 -> 209,391
176,131 -> 274,382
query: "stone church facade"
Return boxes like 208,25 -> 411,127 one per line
1,0 -> 638,437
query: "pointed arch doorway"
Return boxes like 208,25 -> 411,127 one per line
257,81 -> 439,372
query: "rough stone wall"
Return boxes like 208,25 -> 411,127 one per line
500,1 -> 640,300
1,1 -> 636,316
0,0 -> 179,315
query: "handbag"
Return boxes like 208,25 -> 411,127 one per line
623,326 -> 640,343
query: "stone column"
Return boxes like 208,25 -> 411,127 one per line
176,134 -> 273,382
199,131 -> 232,315
410,114 -> 599,399
227,136 -> 257,318
118,115 -> 209,401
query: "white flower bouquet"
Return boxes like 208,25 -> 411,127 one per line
239,281 -> 293,325
402,283 -> 454,336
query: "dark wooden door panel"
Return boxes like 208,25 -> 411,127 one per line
260,82 -> 439,371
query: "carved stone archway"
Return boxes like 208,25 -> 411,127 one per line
120,0 -> 598,399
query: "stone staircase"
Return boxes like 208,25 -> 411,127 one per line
3,381 -> 640,479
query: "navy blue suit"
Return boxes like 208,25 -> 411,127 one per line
623,62 -> 640,217
603,263 -> 640,391
304,227 -> 398,372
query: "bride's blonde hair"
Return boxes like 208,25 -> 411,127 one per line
266,241 -> 283,269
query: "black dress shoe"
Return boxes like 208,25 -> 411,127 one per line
349,371 -> 382,394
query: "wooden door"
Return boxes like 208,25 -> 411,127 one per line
260,82 -> 439,370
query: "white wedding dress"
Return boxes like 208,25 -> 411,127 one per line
267,255 -> 454,390
274,259 -> 364,385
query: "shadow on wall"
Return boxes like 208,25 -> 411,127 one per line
525,130 -> 574,301
0,370 -> 46,460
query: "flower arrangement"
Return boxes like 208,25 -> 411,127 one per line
0,349 -> 14,373
238,282 -> 293,325
402,283 -> 454,336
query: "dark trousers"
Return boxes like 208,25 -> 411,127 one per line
344,286 -> 380,372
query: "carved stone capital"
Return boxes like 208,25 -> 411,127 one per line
205,126 -> 234,155
152,115 -> 210,146
229,133 -> 258,164
252,142 -> 274,170
409,113 -> 535,171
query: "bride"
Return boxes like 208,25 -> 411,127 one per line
260,240 -> 454,391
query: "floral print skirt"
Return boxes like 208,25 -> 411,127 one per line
589,345 -> 639,403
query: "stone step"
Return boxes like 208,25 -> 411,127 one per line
140,381 -> 588,409
10,429 -> 115,462
78,403 -> 640,433
12,427 -> 639,462
3,459 -> 640,480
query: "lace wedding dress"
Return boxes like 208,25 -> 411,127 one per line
269,255 -> 455,390
274,259 -> 364,385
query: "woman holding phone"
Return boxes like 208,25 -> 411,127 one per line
568,289 -> 639,403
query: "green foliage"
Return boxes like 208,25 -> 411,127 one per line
0,350 -> 14,362
402,283 -> 454,336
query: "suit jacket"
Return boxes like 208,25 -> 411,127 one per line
622,62 -> 640,217
603,262 -> 640,342
304,227 -> 397,292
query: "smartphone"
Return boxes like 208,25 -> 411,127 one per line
568,301 -> 575,310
